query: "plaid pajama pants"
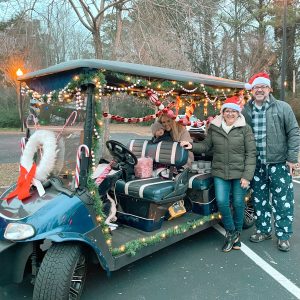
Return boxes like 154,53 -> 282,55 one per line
251,162 -> 294,240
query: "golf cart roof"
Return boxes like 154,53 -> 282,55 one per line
19,59 -> 245,93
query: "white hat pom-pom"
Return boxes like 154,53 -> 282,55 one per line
245,83 -> 252,90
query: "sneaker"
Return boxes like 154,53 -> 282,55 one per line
249,232 -> 272,243
222,231 -> 239,252
278,240 -> 290,252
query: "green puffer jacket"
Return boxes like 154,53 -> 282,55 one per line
192,114 -> 256,181
242,94 -> 300,164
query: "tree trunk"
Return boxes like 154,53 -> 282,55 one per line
92,30 -> 103,59
111,5 -> 123,60
286,8 -> 296,92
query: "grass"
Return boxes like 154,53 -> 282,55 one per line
0,127 -> 20,132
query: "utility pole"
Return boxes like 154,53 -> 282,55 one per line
280,0 -> 287,101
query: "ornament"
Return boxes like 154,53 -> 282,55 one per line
147,90 -> 159,104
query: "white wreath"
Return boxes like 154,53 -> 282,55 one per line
21,130 -> 57,181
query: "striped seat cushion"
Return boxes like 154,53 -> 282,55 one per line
115,177 -> 175,203
188,173 -> 212,190
127,139 -> 188,167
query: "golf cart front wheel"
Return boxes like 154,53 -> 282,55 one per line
33,243 -> 87,300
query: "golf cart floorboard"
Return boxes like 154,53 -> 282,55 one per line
111,211 -> 216,248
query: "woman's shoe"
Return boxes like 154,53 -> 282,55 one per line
232,232 -> 241,250
222,230 -> 239,252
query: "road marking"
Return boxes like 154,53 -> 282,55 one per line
214,224 -> 300,299
0,186 -> 9,189
293,179 -> 300,184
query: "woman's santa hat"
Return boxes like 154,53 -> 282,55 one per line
221,96 -> 242,113
245,72 -> 271,90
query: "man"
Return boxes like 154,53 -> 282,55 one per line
242,72 -> 300,252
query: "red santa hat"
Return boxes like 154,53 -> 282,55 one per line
245,72 -> 271,90
221,96 -> 241,113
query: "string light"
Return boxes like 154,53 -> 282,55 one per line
96,215 -> 102,222
104,79 -> 141,91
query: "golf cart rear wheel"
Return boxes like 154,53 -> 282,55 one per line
33,243 -> 87,300
243,200 -> 255,229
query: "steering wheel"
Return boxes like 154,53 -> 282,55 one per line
106,140 -> 138,166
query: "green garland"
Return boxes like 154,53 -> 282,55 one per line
86,87 -> 112,248
68,70 -> 107,91
109,71 -> 234,96
111,212 -> 221,256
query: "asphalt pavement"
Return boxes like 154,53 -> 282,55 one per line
0,132 -> 300,299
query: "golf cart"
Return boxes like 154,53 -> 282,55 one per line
0,59 -> 254,299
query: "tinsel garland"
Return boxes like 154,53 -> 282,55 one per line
111,212 -> 221,256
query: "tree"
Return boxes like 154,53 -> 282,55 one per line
67,0 -> 131,59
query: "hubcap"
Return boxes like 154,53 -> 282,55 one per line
69,254 -> 87,299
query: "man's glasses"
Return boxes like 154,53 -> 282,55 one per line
252,85 -> 269,90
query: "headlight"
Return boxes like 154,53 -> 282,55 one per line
4,223 -> 35,240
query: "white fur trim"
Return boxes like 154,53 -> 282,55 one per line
252,77 -> 270,87
245,83 -> 252,90
221,103 -> 241,112
21,130 -> 57,181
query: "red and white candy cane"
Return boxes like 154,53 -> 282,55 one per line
26,113 -> 39,130
95,161 -> 114,186
20,137 -> 26,154
57,110 -> 78,140
75,144 -> 90,188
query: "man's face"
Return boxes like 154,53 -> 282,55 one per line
251,85 -> 271,104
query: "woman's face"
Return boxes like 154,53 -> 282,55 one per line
222,109 -> 239,126
160,116 -> 173,132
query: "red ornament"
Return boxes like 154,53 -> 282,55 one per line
167,110 -> 175,119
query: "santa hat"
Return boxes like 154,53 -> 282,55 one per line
151,122 -> 164,135
221,96 -> 241,113
245,72 -> 271,90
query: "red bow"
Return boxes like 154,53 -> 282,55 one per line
4,164 -> 37,201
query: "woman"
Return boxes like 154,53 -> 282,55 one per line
159,114 -> 194,165
181,96 -> 256,252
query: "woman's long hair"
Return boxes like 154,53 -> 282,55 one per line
159,115 -> 185,142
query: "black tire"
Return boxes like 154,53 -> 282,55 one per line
33,243 -> 87,300
243,200 -> 255,229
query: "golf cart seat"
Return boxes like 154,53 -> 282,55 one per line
115,139 -> 189,231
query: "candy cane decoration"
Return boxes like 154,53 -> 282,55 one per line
75,144 -> 90,188
26,113 -> 39,130
95,161 -> 114,186
20,137 -> 26,154
57,110 -> 78,140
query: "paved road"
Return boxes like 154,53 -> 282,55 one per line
0,133 -> 150,164
1,133 -> 300,299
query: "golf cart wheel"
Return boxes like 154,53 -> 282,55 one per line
243,200 -> 255,229
33,243 -> 87,300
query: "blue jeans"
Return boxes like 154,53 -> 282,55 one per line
214,177 -> 247,232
